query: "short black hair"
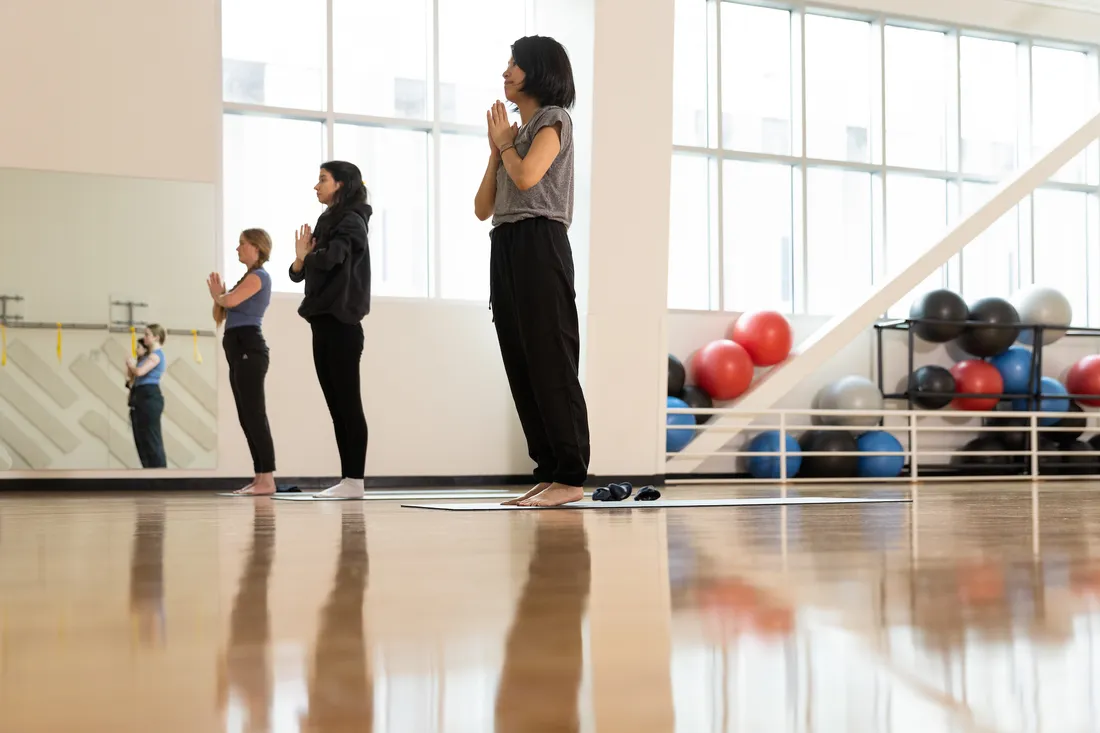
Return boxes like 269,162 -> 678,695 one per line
511,35 -> 576,110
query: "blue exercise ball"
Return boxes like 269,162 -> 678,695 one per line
1011,376 -> 1069,426
989,347 -> 1033,395
746,430 -> 801,479
856,431 -> 905,478
666,396 -> 695,452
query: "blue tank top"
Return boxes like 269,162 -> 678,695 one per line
225,268 -> 271,330
134,348 -> 166,387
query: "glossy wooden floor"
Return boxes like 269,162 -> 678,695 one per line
1,484 -> 1099,732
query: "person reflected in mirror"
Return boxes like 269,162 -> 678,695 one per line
124,335 -> 148,390
474,36 -> 590,507
126,324 -> 168,468
209,229 -> 276,496
289,161 -> 372,499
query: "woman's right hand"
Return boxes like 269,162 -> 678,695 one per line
487,111 -> 500,159
206,272 -> 224,299
294,224 -> 314,261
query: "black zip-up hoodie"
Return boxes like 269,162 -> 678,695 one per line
289,203 -> 373,324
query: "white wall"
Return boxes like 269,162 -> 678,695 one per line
216,296 -> 528,478
0,0 -> 220,182
5,0 -> 1100,480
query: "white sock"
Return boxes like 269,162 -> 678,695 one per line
317,478 -> 364,498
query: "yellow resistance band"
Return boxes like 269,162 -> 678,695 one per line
130,326 -> 137,358
56,323 -> 62,363
192,330 -> 203,364
1,325 -> 6,366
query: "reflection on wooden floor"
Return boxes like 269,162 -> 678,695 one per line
0,484 -> 1099,732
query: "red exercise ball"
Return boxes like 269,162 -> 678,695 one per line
1066,354 -> 1100,407
691,340 -> 754,401
949,360 -> 1003,411
727,311 -> 793,367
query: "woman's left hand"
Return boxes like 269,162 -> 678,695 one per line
488,101 -> 518,150
206,272 -> 225,300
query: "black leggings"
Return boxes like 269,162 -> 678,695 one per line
224,326 -> 276,474
490,217 -> 590,487
129,385 -> 166,468
311,315 -> 367,479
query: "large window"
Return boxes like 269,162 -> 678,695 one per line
221,0 -> 532,298
670,0 -> 1100,324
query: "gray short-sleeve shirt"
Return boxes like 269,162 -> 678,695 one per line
492,105 -> 574,229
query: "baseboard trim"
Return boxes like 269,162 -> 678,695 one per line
0,474 -> 664,491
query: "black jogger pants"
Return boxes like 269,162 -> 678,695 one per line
490,216 -> 590,487
129,384 -> 167,468
224,325 -> 276,474
310,314 -> 368,480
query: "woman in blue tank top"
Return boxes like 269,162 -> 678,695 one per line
126,323 -> 168,468
209,228 -> 276,495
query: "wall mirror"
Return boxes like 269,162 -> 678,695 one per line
0,168 -> 218,471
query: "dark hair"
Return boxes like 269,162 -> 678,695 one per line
511,35 -> 576,109
319,160 -> 369,222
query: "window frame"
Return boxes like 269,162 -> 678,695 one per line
220,0 -> 537,300
670,0 -> 1100,325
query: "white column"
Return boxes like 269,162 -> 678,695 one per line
584,0 -> 676,478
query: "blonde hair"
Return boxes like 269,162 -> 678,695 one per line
240,228 -> 272,269
230,228 -> 273,292
215,229 -> 272,327
146,323 -> 167,345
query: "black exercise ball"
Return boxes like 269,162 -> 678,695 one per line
668,354 -> 686,397
951,435 -> 1011,472
1036,437 -> 1062,474
909,365 -> 956,409
1054,440 -> 1092,475
680,385 -> 713,425
909,289 -> 968,342
1040,400 -> 1086,446
956,297 -> 1021,357
800,429 -> 858,478
982,401 -> 1029,452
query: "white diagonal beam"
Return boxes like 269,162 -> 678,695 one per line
667,109 -> 1100,474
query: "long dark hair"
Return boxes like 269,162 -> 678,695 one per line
318,161 -> 370,230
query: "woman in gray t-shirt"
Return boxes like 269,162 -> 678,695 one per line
475,35 -> 591,508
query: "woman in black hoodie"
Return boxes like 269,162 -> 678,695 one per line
290,160 -> 373,498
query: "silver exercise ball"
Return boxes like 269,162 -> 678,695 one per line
1013,284 -> 1072,346
815,375 -> 884,427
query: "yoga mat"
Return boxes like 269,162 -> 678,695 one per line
0,367 -> 80,453
271,491 -> 526,502
0,414 -> 52,469
7,340 -> 79,409
402,496 -> 911,511
167,359 -> 217,416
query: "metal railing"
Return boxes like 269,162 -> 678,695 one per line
665,405 -> 1100,484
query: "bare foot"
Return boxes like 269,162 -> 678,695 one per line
520,483 -> 584,508
502,482 -> 551,506
248,474 -> 277,496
